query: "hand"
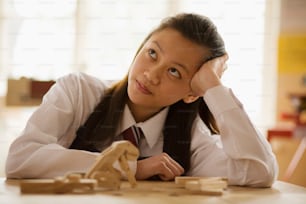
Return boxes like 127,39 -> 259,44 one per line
135,153 -> 184,181
190,54 -> 228,96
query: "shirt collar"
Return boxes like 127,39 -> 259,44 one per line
117,104 -> 169,148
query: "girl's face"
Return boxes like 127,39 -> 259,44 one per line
127,28 -> 209,121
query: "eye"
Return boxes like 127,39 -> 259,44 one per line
168,67 -> 181,78
148,49 -> 157,60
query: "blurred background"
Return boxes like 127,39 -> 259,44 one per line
0,0 -> 305,186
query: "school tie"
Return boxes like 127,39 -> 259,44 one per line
121,125 -> 142,147
122,126 -> 159,180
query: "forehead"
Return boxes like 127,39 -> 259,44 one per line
147,28 -> 209,71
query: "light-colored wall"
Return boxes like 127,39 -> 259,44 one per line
271,0 -> 306,187
276,0 -> 306,121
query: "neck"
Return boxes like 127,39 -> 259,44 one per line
127,100 -> 162,123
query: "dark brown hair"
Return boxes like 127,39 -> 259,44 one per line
70,13 -> 226,172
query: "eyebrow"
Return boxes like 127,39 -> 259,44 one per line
152,41 -> 190,74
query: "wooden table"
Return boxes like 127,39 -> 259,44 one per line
1,178 -> 306,204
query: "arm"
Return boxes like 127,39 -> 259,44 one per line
5,73 -> 103,178
188,56 -> 278,187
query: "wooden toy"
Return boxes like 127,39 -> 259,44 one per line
85,140 -> 139,189
20,140 -> 139,194
175,176 -> 228,195
20,173 -> 97,194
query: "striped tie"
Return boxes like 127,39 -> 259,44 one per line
121,126 -> 142,147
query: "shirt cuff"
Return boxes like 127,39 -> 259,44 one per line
203,85 -> 241,118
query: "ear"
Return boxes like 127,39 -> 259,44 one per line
183,94 -> 199,104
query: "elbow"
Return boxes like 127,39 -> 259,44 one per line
249,158 -> 279,188
5,153 -> 27,179
5,156 -> 22,179
229,159 -> 279,187
263,163 -> 279,187
249,167 -> 277,188
5,160 -> 20,179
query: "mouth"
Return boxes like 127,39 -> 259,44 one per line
136,80 -> 152,95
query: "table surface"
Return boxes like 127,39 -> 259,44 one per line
1,178 -> 306,204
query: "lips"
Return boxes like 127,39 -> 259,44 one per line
136,80 -> 152,95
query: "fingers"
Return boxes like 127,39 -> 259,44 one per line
157,153 -> 184,181
215,54 -> 228,67
222,53 -> 229,61
223,64 -> 228,71
220,54 -> 229,69
135,153 -> 184,181
208,54 -> 229,78
160,154 -> 184,180
221,54 -> 229,73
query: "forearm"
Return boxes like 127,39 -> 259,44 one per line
202,86 -> 278,186
6,140 -> 98,178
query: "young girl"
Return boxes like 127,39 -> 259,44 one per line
5,13 -> 278,187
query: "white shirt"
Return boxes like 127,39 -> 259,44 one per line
5,72 -> 278,187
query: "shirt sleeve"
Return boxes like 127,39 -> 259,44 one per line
5,73 -> 104,178
188,85 -> 278,187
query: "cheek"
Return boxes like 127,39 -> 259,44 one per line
161,82 -> 190,99
130,53 -> 148,71
128,62 -> 142,80
128,62 -> 137,79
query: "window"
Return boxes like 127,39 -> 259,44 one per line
0,0 -> 76,94
0,0 -> 279,134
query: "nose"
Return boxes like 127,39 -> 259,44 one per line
143,66 -> 161,85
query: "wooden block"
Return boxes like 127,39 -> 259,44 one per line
175,176 -> 227,186
118,154 -> 137,187
20,177 -> 97,194
85,141 -> 139,189
184,180 -> 201,190
175,176 -> 202,186
175,176 -> 228,196
90,171 -> 121,190
199,178 -> 228,189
